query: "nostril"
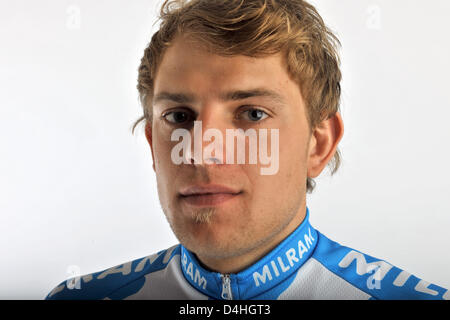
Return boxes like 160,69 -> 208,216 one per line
204,157 -> 222,165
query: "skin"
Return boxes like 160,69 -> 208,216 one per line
144,34 -> 344,274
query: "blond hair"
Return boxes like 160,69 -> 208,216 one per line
134,0 -> 343,193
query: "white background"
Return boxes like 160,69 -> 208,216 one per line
0,0 -> 449,299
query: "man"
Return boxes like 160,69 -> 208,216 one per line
46,0 -> 448,300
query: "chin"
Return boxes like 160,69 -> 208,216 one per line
177,222 -> 235,254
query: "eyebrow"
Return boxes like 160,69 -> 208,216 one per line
152,88 -> 287,106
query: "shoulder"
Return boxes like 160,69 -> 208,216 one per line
45,244 -> 180,300
311,231 -> 448,300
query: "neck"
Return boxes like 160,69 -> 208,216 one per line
195,201 -> 307,274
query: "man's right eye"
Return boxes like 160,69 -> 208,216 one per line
162,110 -> 193,124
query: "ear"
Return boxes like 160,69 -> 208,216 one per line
144,121 -> 156,172
307,112 -> 344,178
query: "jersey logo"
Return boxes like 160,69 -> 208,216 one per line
253,227 -> 316,287
181,252 -> 208,290
338,250 -> 444,298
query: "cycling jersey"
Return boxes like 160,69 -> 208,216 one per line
45,207 -> 449,300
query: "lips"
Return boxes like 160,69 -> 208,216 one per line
179,184 -> 242,206
179,184 -> 241,196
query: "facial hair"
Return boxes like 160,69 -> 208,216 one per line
191,207 -> 216,224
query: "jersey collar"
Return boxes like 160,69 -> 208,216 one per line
180,206 -> 318,299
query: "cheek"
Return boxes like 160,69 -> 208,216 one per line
268,130 -> 308,191
153,126 -> 178,171
282,136 -> 307,172
242,126 -> 308,193
153,132 -> 181,204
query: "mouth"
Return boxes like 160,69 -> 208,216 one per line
180,192 -> 242,206
178,184 -> 242,207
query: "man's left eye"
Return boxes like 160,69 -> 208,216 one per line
240,109 -> 269,122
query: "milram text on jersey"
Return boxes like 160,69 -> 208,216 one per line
45,207 -> 449,300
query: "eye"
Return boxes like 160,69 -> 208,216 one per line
240,108 -> 269,122
162,110 -> 194,124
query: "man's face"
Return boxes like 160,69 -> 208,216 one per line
148,35 -> 313,263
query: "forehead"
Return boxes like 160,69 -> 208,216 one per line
153,35 -> 293,97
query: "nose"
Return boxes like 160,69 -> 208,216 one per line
188,104 -> 228,165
